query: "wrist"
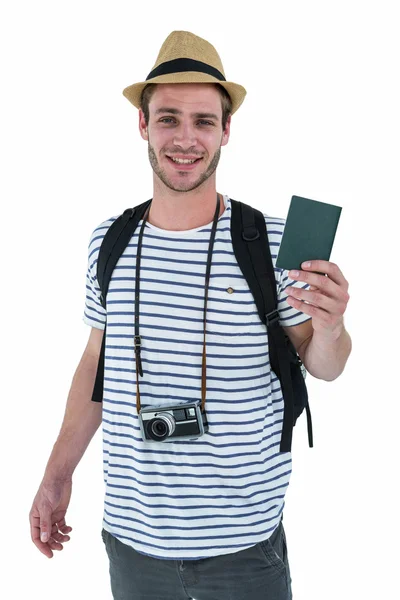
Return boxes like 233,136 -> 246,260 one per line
43,465 -> 74,485
43,442 -> 76,483
314,319 -> 345,343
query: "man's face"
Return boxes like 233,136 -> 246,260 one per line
139,83 -> 231,193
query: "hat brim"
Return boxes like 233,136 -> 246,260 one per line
122,72 -> 246,115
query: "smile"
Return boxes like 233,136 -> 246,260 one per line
166,156 -> 203,169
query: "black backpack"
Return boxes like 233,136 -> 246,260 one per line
91,198 -> 313,453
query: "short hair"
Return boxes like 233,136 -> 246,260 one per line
140,83 -> 232,131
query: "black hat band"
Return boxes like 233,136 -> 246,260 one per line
146,58 -> 226,82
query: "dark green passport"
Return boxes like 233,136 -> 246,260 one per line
276,195 -> 342,272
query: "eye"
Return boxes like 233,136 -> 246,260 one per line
158,118 -> 214,126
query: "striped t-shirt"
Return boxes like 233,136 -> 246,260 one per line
83,194 -> 311,561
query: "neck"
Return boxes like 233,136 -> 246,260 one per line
147,186 -> 225,231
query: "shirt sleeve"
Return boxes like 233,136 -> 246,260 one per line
264,213 -> 313,328
82,217 -> 116,330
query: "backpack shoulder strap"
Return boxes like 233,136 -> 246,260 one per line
230,198 -> 296,452
230,198 -> 276,323
91,199 -> 151,404
97,199 -> 152,309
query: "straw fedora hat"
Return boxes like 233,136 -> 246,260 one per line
122,30 -> 247,115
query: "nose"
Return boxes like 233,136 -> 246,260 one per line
172,121 -> 197,149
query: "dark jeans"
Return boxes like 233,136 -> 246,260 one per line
101,518 -> 292,600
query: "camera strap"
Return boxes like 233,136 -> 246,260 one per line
133,193 -> 222,415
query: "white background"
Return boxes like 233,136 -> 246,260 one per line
1,1 -> 399,599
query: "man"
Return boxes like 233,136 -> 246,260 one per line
29,31 -> 351,599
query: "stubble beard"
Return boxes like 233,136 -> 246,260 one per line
148,142 -> 221,193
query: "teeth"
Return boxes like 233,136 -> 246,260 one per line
170,157 -> 198,164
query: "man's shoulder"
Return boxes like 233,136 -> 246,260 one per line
263,213 -> 286,230
257,211 -> 286,239
86,214 -> 121,272
88,214 -> 120,248
260,213 -> 286,275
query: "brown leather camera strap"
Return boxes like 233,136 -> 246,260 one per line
134,193 -> 222,415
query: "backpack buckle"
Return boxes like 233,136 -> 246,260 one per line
242,227 -> 260,241
265,310 -> 280,326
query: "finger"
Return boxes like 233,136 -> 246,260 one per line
308,285 -> 330,296
48,538 -> 64,551
288,287 -> 338,313
286,295 -> 335,324
302,260 -> 348,288
37,543 -> 54,559
56,517 -> 72,534
51,522 -> 71,534
51,531 -> 71,543
31,530 -> 55,558
289,270 -> 338,298
30,512 -> 54,558
39,504 -> 52,545
56,517 -> 66,528
51,523 -> 71,541
60,526 -> 73,534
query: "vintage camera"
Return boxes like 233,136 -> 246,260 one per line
138,400 -> 209,443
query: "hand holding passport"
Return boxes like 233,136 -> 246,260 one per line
276,195 -> 342,273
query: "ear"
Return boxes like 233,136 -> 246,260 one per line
221,115 -> 231,147
139,109 -> 148,140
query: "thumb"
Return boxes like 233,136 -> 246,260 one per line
40,505 -> 52,543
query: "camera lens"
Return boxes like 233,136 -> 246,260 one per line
153,420 -> 167,436
146,413 -> 175,441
